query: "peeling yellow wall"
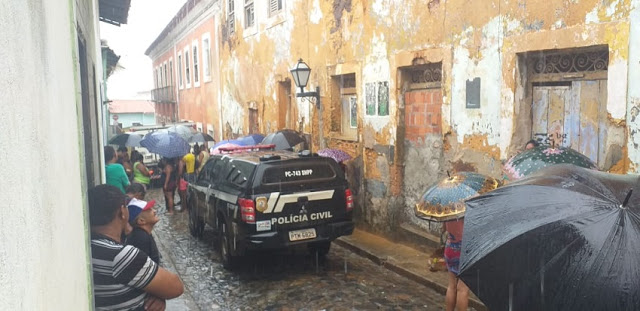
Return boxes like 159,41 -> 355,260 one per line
149,0 -> 637,231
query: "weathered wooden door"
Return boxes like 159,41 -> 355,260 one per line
532,80 -> 607,165
248,108 -> 259,134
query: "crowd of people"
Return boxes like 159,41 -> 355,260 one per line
103,144 -> 210,215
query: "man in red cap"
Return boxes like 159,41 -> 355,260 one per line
88,184 -> 183,310
126,198 -> 161,264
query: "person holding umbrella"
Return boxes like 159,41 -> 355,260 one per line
415,172 -> 500,311
444,219 -> 469,311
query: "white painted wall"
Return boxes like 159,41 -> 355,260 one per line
0,0 -> 93,309
627,0 -> 640,172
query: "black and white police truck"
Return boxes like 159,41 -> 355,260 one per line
186,145 -> 355,269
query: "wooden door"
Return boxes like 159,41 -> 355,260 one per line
532,80 -> 607,165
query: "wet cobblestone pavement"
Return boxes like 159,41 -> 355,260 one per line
147,188 -> 448,310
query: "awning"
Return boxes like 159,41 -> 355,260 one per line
99,0 -> 132,26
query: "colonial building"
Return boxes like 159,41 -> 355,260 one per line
146,0 -> 640,235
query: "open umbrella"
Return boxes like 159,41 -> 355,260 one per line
162,125 -> 196,142
108,133 -> 143,147
317,148 -> 352,163
140,131 -> 190,158
459,164 -> 640,311
261,129 -> 306,150
415,172 -> 500,222
503,145 -> 596,181
237,134 -> 265,146
189,132 -> 215,143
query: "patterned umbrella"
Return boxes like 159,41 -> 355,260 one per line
317,148 -> 352,163
503,145 -> 597,181
415,172 -> 500,222
108,133 -> 143,147
189,132 -> 215,143
140,131 -> 190,158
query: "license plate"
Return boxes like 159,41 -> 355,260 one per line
288,228 -> 316,241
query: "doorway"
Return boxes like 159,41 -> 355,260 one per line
277,80 -> 292,129
525,47 -> 609,166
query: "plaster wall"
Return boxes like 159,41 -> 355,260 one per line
0,0 -> 96,309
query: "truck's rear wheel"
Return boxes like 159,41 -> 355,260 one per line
308,241 -> 331,257
218,220 -> 236,269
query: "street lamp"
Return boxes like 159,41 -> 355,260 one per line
290,59 -> 320,109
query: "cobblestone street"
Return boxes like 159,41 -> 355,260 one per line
147,188 -> 448,310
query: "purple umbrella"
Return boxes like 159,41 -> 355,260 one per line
317,148 -> 352,163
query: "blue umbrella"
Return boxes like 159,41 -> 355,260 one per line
140,131 -> 190,158
238,134 -> 265,146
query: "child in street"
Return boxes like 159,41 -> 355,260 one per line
126,198 -> 161,264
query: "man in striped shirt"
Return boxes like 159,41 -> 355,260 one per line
89,184 -> 184,310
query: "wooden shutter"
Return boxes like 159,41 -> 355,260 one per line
269,0 -> 281,16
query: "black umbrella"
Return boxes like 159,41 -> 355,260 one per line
108,133 -> 143,147
261,129 -> 306,150
189,132 -> 215,143
459,164 -> 640,311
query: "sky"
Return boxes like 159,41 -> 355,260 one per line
101,0 -> 186,100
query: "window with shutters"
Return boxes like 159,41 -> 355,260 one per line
201,33 -> 211,82
228,0 -> 235,34
178,53 -> 183,89
163,62 -> 167,87
184,47 -> 191,88
268,0 -> 283,17
244,0 -> 254,28
192,40 -> 200,87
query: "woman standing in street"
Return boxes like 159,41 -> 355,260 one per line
444,219 -> 469,311
161,157 -> 177,215
130,150 -> 151,188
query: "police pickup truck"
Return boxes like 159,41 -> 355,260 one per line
186,146 -> 355,269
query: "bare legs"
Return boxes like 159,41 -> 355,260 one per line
164,189 -> 175,215
446,271 -> 469,311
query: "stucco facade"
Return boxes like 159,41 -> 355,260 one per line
0,0 -> 107,308
148,0 -> 640,235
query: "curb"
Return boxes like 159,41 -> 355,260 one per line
334,238 -> 487,311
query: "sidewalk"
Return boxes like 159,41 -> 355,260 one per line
335,229 -> 487,311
